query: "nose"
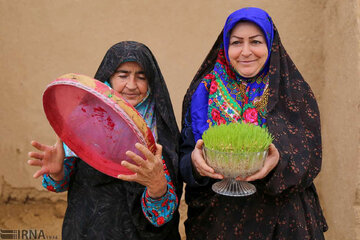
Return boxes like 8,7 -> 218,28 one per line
126,75 -> 137,90
241,42 -> 252,57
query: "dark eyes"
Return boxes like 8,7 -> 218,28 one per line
252,40 -> 262,44
230,40 -> 241,45
230,40 -> 263,45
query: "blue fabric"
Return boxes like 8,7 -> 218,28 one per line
191,83 -> 209,142
180,109 -> 211,187
133,89 -> 157,141
63,143 -> 77,157
191,7 -> 273,142
223,7 -> 274,69
104,80 -> 111,88
141,157 -> 178,227
42,157 -> 76,192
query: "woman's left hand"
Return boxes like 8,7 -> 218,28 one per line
117,143 -> 167,199
236,143 -> 280,181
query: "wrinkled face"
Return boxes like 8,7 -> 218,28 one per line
228,21 -> 268,78
109,61 -> 149,106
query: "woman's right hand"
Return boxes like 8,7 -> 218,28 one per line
27,137 -> 65,181
191,139 -> 223,179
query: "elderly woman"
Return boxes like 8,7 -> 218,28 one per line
28,41 -> 181,240
180,7 -> 328,239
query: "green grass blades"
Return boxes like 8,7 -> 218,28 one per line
202,123 -> 273,153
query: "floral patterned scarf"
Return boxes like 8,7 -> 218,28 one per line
190,7 -> 274,142
205,48 -> 269,127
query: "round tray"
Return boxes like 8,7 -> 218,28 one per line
43,73 -> 156,178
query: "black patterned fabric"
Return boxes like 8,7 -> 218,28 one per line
62,41 -> 181,240
180,25 -> 328,239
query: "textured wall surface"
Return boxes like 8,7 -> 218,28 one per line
0,0 -> 358,239
315,0 -> 360,239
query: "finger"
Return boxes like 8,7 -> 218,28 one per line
195,158 -> 215,174
27,159 -> 43,167
195,139 -> 204,150
154,143 -> 163,159
242,144 -> 279,181
135,143 -> 155,163
55,137 -> 64,152
117,173 -> 138,182
198,169 -> 223,179
56,136 -> 63,145
209,172 -> 224,179
121,160 -> 141,173
28,152 -> 44,160
33,168 -> 48,178
243,168 -> 267,181
268,143 -> 276,154
192,142 -> 213,173
244,157 -> 275,181
125,151 -> 146,167
31,140 -> 50,152
269,144 -> 280,162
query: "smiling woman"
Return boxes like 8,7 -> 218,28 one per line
180,7 -> 327,239
110,61 -> 149,107
28,41 -> 182,240
228,21 -> 269,78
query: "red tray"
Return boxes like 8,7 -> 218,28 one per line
43,73 -> 156,178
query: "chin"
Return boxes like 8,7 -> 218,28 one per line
240,72 -> 256,78
129,102 -> 139,107
238,69 -> 261,78
123,99 -> 137,106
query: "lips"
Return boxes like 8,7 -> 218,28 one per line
239,60 -> 256,64
121,93 -> 140,99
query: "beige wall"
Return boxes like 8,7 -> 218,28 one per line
0,0 -> 359,239
316,0 -> 360,239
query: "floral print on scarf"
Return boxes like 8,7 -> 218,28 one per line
206,48 -> 269,128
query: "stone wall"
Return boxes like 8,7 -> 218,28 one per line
0,0 -> 359,239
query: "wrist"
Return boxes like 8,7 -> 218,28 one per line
49,170 -> 64,181
190,151 -> 203,178
147,178 -> 167,199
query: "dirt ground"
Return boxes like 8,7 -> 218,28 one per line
0,194 -> 187,239
0,201 -> 65,239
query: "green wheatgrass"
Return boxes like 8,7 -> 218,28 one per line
202,123 -> 273,153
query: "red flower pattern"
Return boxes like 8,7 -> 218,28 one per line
209,81 -> 218,94
217,117 -> 227,125
211,109 -> 221,121
157,216 -> 165,226
46,185 -> 55,192
233,115 -> 240,121
243,108 -> 258,125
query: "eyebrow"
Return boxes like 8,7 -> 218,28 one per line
115,70 -> 145,74
230,34 -> 263,39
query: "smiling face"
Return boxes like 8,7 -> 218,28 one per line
109,61 -> 149,106
228,21 -> 268,78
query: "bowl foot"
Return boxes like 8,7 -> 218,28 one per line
212,178 -> 256,197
